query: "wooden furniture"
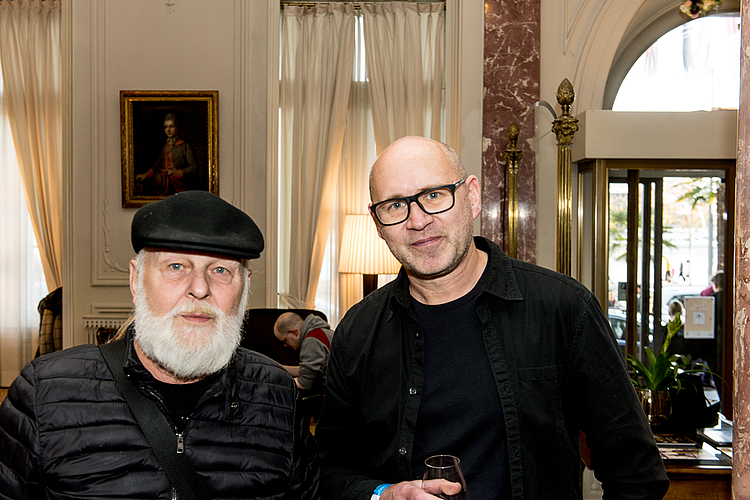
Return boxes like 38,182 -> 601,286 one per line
665,462 -> 731,500
584,431 -> 732,500
662,442 -> 731,500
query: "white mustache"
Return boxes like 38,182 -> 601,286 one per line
172,305 -> 219,318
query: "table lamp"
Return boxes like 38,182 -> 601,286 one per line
338,214 -> 401,296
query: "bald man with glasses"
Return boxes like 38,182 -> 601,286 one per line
315,136 -> 668,500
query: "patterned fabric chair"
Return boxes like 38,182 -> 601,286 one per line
36,287 -> 63,357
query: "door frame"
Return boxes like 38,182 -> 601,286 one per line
576,158 -> 736,415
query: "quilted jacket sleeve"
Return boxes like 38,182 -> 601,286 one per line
287,392 -> 321,500
0,363 -> 43,499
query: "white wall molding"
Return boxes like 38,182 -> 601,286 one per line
89,2 -> 126,286
100,199 -> 129,276
68,0 -> 263,346
563,0 -> 588,55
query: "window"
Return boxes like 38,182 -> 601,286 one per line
312,16 -> 378,323
278,4 -> 445,324
0,71 -> 47,386
613,14 -> 740,111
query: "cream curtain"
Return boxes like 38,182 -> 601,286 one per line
320,5 -> 445,322
279,4 -> 356,308
0,83 -> 46,385
308,17 -> 376,325
335,80 -> 375,320
280,2 -> 445,321
363,2 -> 445,153
0,0 -> 63,292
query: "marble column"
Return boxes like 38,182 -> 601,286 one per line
482,0 -> 540,263
735,1 -> 750,496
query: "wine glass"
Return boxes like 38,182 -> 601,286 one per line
421,454 -> 469,500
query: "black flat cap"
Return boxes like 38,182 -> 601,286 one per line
131,191 -> 264,260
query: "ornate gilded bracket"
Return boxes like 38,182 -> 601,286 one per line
504,122 -> 522,259
551,78 -> 579,275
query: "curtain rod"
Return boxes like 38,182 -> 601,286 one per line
281,1 -> 445,7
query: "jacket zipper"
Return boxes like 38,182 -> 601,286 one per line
171,432 -> 185,498
176,432 -> 185,454
141,380 -> 224,498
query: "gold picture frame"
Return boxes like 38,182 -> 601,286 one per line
120,90 -> 218,208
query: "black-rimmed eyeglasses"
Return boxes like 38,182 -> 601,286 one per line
370,177 -> 468,226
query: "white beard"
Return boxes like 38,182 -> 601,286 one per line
133,281 -> 248,381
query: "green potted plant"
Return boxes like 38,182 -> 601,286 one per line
625,313 -> 714,425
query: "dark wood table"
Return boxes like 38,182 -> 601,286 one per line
661,441 -> 731,500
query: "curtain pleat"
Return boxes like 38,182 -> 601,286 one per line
335,78 -> 376,320
279,4 -> 356,308
0,93 -> 45,385
0,0 -> 57,384
363,2 -> 444,154
279,2 -> 444,320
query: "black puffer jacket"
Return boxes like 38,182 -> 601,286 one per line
0,328 -> 320,499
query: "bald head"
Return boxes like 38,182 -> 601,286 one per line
274,312 -> 303,341
369,136 -> 467,203
365,136 -> 481,286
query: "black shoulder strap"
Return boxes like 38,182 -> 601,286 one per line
99,339 -> 211,500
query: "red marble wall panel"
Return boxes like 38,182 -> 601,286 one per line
733,0 -> 750,492
482,0 -> 540,263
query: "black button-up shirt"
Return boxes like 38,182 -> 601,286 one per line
316,237 -> 668,500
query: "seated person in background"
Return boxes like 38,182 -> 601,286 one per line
274,312 -> 334,394
0,191 -> 319,499
315,136 -> 668,500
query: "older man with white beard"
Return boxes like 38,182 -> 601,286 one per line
0,191 -> 320,500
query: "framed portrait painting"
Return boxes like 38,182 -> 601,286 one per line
120,90 -> 218,207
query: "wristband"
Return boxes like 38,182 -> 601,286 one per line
370,483 -> 392,500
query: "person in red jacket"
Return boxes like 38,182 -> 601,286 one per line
274,312 -> 334,393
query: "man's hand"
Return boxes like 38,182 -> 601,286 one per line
380,479 -> 463,500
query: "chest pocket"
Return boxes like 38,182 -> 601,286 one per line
517,364 -> 563,429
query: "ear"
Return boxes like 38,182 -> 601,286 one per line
128,259 -> 138,305
368,208 -> 385,239
466,175 -> 482,220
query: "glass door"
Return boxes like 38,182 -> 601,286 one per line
606,169 -> 731,411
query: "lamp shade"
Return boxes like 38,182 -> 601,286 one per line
338,214 -> 401,275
